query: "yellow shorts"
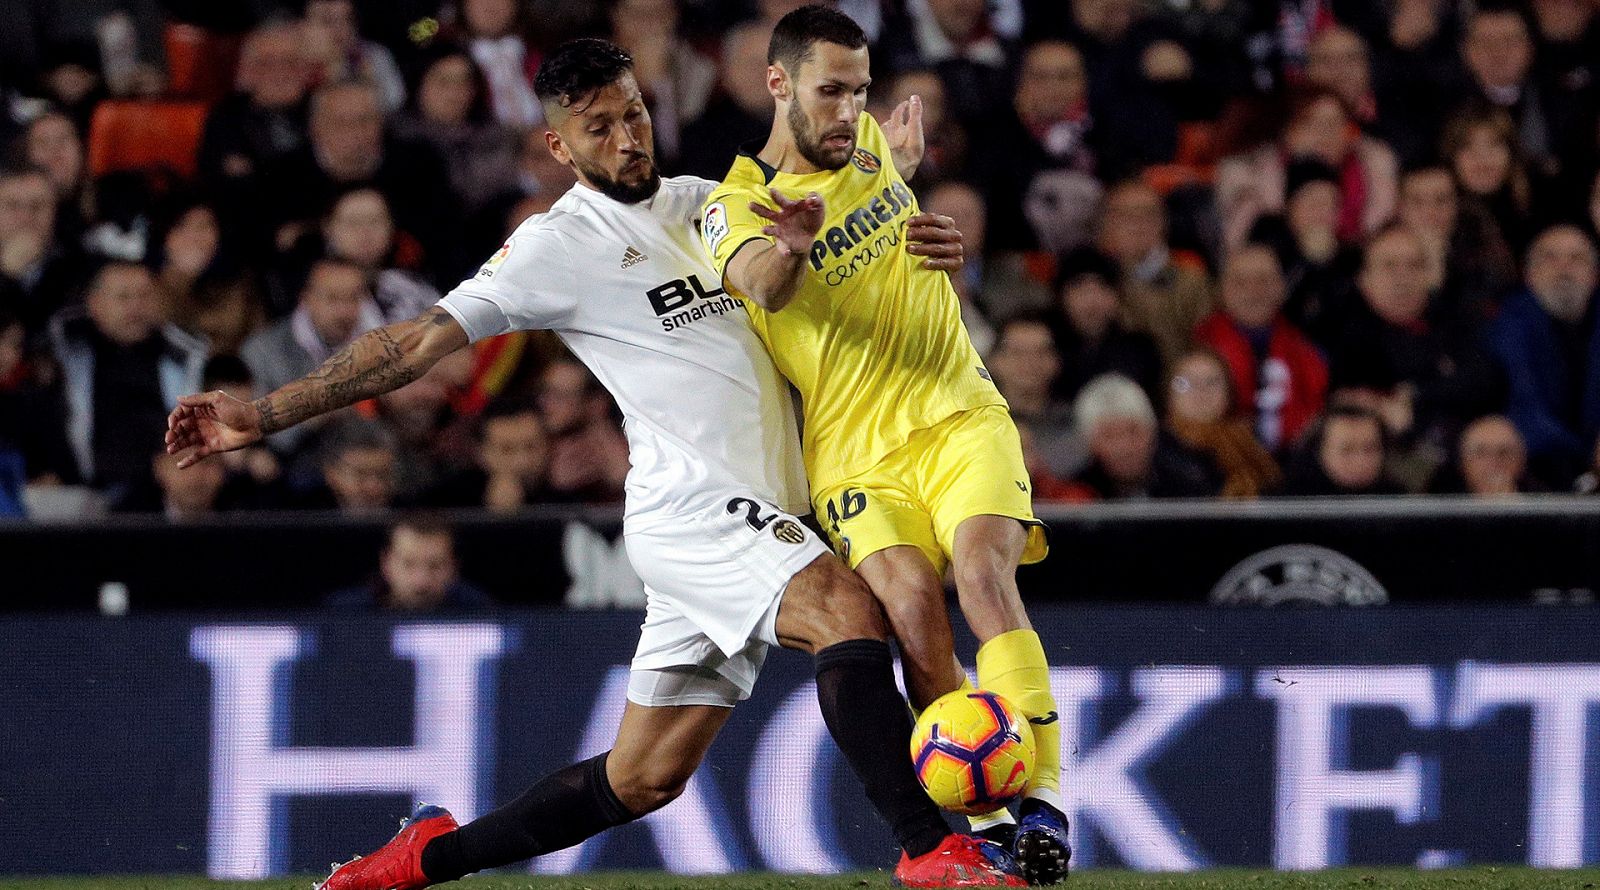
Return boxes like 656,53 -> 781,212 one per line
812,405 -> 1049,575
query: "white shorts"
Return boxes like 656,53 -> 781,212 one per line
624,490 -> 831,708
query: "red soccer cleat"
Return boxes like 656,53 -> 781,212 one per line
315,803 -> 458,890
893,833 -> 1029,887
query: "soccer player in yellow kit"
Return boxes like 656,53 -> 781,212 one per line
701,7 -> 1069,884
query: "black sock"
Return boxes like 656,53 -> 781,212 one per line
815,638 -> 952,859
419,752 -> 636,883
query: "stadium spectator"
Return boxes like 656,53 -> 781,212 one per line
241,256 -> 383,397
326,515 -> 494,612
22,111 -> 88,241
607,0 -> 717,169
1456,6 -> 1578,186
0,167 -> 80,335
869,68 -> 964,187
1094,178 -> 1212,366
1059,0 -> 1208,172
423,399 -> 551,512
1246,159 -> 1362,343
1194,243 -> 1329,453
370,358 -> 467,501
147,447 -> 227,520
460,0 -> 543,129
1429,414 -> 1535,497
151,197 -> 224,311
319,188 -> 440,323
1326,225 -> 1503,486
257,79 -> 460,281
1304,26 -> 1377,129
195,355 -> 283,506
1396,164 -> 1517,326
923,181 -> 1006,350
48,261 -> 207,505
974,40 -> 1097,251
536,358 -> 629,503
679,22 -> 774,180
302,0 -> 407,112
186,274 -> 267,360
1047,247 -> 1162,404
1440,105 -> 1536,252
986,312 -> 1084,478
1063,373 -> 1219,501
1216,86 -> 1399,252
197,20 -> 314,190
1279,405 -> 1402,496
1165,347 -> 1281,499
876,0 -> 1017,128
1486,224 -> 1600,487
300,416 -> 399,514
392,47 -> 522,215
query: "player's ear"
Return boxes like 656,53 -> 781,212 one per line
545,129 -> 571,167
768,63 -> 788,101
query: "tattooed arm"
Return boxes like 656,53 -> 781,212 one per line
164,306 -> 469,468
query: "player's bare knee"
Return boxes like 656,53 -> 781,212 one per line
952,560 -> 1010,608
878,575 -> 946,639
798,561 -> 887,650
610,761 -> 693,815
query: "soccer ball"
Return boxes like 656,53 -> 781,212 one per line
910,689 -> 1036,815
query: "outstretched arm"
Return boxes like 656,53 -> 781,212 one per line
165,306 -> 468,468
723,188 -> 826,312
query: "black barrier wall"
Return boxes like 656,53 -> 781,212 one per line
2,498 -> 1598,609
3,606 -> 1599,876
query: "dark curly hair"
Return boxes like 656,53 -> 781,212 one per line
533,38 -> 634,115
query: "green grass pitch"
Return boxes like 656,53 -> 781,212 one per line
4,870 -> 1600,890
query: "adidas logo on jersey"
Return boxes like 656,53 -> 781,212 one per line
622,245 -> 648,269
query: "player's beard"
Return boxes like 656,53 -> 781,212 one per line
789,101 -> 853,170
576,152 -> 661,204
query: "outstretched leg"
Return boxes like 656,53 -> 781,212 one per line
418,702 -> 728,882
952,514 -> 1068,885
775,552 -> 1023,887
317,703 -> 728,889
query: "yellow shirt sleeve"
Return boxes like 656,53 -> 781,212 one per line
701,167 -> 773,290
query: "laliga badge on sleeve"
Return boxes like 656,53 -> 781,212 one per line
702,202 -> 729,253
477,241 -> 512,279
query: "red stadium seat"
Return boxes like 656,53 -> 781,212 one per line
163,23 -> 240,104
87,100 -> 209,179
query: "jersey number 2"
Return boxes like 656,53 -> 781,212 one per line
727,497 -> 777,531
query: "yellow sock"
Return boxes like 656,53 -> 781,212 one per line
977,629 -> 1061,803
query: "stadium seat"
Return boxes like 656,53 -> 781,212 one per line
163,23 -> 240,104
87,100 -> 209,179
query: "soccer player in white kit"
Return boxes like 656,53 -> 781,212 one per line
164,39 -> 1023,890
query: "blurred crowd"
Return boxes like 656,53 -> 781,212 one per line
2,0 -> 1600,522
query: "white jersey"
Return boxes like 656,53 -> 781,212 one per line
437,176 -> 809,521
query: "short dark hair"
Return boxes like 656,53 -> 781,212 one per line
1053,246 -> 1120,294
388,512 -> 455,550
995,309 -> 1056,344
768,5 -> 868,69
474,397 -> 542,441
533,38 -> 634,115
202,354 -> 253,391
320,416 -> 398,466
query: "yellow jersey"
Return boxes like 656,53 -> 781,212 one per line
701,112 -> 1005,493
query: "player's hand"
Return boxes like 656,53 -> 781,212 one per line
164,390 -> 264,469
750,188 -> 825,257
883,94 -> 925,176
905,212 -> 964,273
